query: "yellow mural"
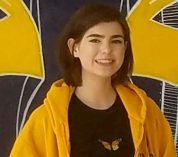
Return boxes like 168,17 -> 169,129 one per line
127,0 -> 178,84
0,0 -> 44,78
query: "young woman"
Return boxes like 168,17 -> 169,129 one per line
10,4 -> 176,157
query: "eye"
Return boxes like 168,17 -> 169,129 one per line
0,8 -> 8,20
152,2 -> 178,29
112,39 -> 124,44
89,39 -> 101,43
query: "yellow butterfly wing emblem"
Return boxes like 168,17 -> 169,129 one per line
112,138 -> 122,151
98,139 -> 112,151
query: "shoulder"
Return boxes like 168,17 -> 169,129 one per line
21,104 -> 50,132
29,104 -> 48,121
128,83 -> 164,119
25,79 -> 74,128
116,82 -> 165,121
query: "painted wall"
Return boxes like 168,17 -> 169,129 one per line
0,0 -> 177,156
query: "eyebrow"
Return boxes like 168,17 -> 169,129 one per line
86,34 -> 124,39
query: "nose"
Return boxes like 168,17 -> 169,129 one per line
101,41 -> 111,54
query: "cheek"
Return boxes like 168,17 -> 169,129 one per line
116,48 -> 125,59
78,47 -> 97,60
118,54 -> 125,66
77,51 -> 93,65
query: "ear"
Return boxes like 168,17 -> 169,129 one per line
67,38 -> 79,57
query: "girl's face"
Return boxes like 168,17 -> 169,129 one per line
68,21 -> 127,80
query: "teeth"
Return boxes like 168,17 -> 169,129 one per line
95,59 -> 113,63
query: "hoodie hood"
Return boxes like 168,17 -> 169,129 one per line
44,80 -> 75,129
116,83 -> 147,124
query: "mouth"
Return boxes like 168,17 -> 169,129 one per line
95,59 -> 114,64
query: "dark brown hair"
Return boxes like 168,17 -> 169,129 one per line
58,3 -> 133,86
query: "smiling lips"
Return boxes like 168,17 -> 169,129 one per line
95,59 -> 114,64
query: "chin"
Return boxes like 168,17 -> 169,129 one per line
95,72 -> 115,78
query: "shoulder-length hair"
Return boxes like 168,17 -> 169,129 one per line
57,3 -> 133,86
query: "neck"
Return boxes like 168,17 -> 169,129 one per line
75,72 -> 116,109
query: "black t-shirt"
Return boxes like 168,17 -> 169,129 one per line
68,94 -> 135,157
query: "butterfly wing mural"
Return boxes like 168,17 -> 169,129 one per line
0,0 -> 45,135
127,0 -> 178,84
0,0 -> 44,78
127,0 -> 178,153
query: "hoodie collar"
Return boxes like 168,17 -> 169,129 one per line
46,80 -> 147,128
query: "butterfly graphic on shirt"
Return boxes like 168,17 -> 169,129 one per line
98,138 -> 122,151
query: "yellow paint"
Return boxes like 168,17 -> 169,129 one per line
0,0 -> 44,78
127,0 -> 178,84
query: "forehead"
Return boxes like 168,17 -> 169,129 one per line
83,21 -> 124,37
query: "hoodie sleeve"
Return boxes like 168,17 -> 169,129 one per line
146,97 -> 177,157
9,105 -> 58,157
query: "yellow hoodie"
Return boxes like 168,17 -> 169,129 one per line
10,79 -> 176,157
